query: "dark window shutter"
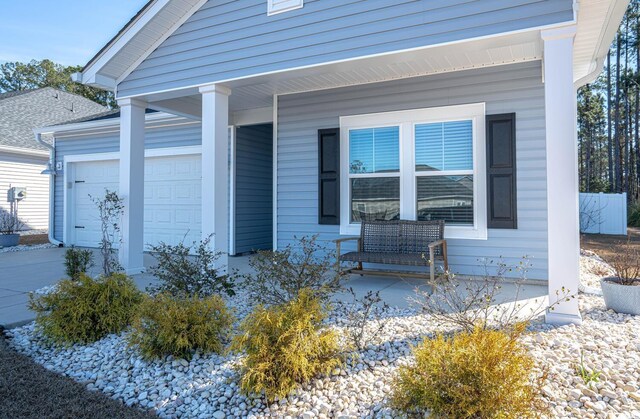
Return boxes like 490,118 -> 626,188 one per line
486,113 -> 517,229
318,128 -> 340,225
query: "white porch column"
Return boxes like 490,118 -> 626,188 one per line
199,85 -> 231,271
118,98 -> 147,274
542,26 -> 582,325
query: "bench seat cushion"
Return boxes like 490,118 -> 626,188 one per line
340,251 -> 431,266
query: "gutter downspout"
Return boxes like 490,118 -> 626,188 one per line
34,132 -> 62,246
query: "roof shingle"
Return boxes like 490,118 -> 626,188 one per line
0,87 -> 107,151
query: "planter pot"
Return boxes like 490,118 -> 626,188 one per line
601,278 -> 640,315
0,234 -> 19,247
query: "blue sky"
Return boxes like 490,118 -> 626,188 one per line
0,0 -> 149,66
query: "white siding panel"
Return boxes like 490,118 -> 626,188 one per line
0,152 -> 49,230
277,61 -> 549,280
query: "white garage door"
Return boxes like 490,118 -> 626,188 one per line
70,154 -> 201,249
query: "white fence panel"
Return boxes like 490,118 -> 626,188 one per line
579,192 -> 627,235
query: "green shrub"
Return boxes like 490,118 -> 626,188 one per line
232,289 -> 342,401
391,324 -> 545,418
64,247 -> 94,279
628,201 -> 640,228
28,273 -> 142,345
129,293 -> 233,360
147,235 -> 235,298
244,235 -> 341,306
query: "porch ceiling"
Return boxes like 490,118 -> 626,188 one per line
146,30 -> 544,116
144,0 -> 626,117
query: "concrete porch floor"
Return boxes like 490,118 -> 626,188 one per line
0,247 -> 548,329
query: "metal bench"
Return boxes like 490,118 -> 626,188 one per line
334,220 -> 448,282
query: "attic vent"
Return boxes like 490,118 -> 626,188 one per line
268,0 -> 302,15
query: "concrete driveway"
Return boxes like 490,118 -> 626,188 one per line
0,247 -> 159,329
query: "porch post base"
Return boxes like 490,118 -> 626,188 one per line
124,267 -> 146,276
545,311 -> 583,326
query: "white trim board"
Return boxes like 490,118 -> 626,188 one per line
115,20 -> 577,101
272,94 -> 279,250
229,126 -> 236,256
76,0 -> 209,90
0,145 -> 50,158
36,112 -> 196,137
115,0 -> 210,86
339,103 -> 487,240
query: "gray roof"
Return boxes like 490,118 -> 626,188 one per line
0,87 -> 107,151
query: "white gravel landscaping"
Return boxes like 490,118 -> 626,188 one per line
6,252 -> 640,418
0,243 -> 56,253
580,249 -> 616,294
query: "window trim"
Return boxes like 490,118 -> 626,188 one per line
267,0 -> 303,16
339,103 -> 487,240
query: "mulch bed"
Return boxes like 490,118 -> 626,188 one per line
0,330 -> 154,419
18,234 -> 50,246
581,226 -> 640,264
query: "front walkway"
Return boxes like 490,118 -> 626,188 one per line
0,247 -> 548,328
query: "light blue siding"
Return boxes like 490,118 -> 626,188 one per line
234,124 -> 273,254
118,0 -> 573,97
276,61 -> 549,280
53,123 -> 202,241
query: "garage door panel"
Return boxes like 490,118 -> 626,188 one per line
71,155 -> 201,249
145,183 -> 200,203
75,161 -> 118,181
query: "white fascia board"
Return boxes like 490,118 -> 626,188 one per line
80,0 -> 207,91
34,112 -> 184,137
0,145 -> 50,158
116,20 -> 574,101
115,0 -> 209,86
88,74 -> 118,91
81,0 -> 171,88
574,0 -> 630,87
72,72 -> 117,90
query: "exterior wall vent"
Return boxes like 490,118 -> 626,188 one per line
268,0 -> 303,16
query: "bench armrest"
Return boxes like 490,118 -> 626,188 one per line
428,239 -> 446,249
334,236 -> 361,263
333,236 -> 360,244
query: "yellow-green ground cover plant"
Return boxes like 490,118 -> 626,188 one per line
129,293 -> 233,360
391,323 -> 547,418
394,257 -> 573,417
232,289 -> 342,401
28,273 -> 142,345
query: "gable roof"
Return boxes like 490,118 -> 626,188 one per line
0,87 -> 107,152
74,0 -> 628,96
73,0 -> 206,91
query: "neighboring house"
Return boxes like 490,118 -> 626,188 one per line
0,88 -> 106,231
38,0 -> 628,325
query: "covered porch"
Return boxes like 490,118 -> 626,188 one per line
114,25 -> 586,324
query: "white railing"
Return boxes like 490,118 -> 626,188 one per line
579,192 -> 628,235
